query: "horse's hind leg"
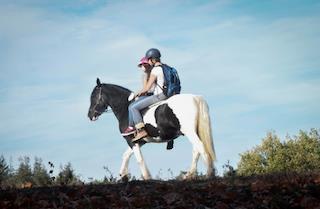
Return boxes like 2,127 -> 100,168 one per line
185,131 -> 213,177
119,147 -> 133,180
184,147 -> 200,179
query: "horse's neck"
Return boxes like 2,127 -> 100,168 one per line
113,107 -> 129,130
102,85 -> 130,130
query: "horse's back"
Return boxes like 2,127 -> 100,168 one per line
143,94 -> 199,127
166,94 -> 200,128
166,94 -> 199,106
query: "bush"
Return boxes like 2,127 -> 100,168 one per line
33,157 -> 51,186
0,156 -> 85,188
223,160 -> 236,178
238,129 -> 320,176
15,156 -> 34,187
0,155 -> 10,187
56,162 -> 81,185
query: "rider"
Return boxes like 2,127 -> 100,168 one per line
123,48 -> 167,142
122,56 -> 153,136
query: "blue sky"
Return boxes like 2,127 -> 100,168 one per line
1,0 -> 319,180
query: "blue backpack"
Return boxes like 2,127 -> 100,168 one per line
160,64 -> 181,97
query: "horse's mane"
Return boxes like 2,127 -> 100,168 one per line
102,83 -> 131,95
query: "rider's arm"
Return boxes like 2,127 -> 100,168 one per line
143,74 -> 148,89
137,74 -> 156,96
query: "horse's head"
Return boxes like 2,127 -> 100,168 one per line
88,78 -> 109,121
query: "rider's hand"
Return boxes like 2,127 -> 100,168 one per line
136,90 -> 146,97
134,92 -> 141,98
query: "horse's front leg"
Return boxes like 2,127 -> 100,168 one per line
132,143 -> 151,180
119,147 -> 133,180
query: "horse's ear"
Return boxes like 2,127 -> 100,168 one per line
96,78 -> 101,87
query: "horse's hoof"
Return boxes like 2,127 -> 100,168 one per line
183,172 -> 196,180
143,175 -> 152,180
120,175 -> 129,183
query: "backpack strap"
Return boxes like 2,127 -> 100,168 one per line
156,64 -> 165,91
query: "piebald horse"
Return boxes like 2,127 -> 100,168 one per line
88,78 -> 216,180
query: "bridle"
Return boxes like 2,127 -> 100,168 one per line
92,86 -> 112,115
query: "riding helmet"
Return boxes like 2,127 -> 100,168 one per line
145,48 -> 161,59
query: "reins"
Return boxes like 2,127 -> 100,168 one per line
92,87 -> 113,115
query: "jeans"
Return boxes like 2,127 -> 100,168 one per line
128,93 -> 167,127
128,96 -> 147,127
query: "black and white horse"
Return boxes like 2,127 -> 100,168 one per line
88,78 -> 216,180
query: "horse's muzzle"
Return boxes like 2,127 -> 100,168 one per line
90,116 -> 99,121
88,110 -> 97,121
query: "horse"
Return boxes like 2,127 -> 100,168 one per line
87,78 -> 216,180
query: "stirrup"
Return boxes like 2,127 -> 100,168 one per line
132,130 -> 148,142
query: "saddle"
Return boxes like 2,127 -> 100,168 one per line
130,95 -> 175,150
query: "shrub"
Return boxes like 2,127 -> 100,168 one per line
32,157 -> 51,186
56,162 -> 81,185
15,156 -> 34,187
238,129 -> 320,176
0,155 -> 10,187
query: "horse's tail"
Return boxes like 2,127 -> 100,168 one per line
194,96 -> 216,162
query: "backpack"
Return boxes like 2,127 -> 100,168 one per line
160,64 -> 181,97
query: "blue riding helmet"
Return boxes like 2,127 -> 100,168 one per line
145,48 -> 161,59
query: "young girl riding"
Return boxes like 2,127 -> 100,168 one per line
122,48 -> 167,142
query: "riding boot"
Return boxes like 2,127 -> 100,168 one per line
121,126 -> 136,136
132,123 -> 148,142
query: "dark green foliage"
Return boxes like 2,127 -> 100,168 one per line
223,160 -> 236,178
0,155 -> 10,186
0,156 -> 81,188
238,129 -> 320,176
32,157 -> 51,186
15,156 -> 33,186
56,162 -> 81,185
